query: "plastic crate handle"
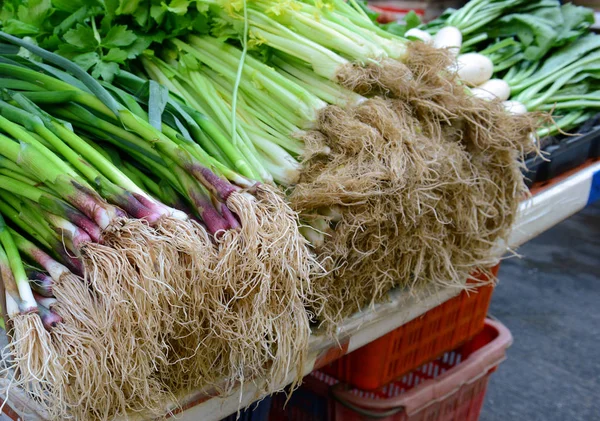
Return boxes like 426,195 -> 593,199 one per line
326,319 -> 513,415
330,383 -> 405,419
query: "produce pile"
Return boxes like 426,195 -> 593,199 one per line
0,0 -> 538,419
413,0 -> 599,139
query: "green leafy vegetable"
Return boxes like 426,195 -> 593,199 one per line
0,0 -> 199,81
417,0 -> 600,137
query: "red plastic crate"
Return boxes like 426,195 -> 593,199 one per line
270,318 -> 512,421
322,266 -> 499,390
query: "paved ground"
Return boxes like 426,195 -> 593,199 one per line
481,201 -> 600,421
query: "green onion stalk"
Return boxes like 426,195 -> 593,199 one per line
22,268 -> 51,297
140,35 -> 372,245
0,43 -> 224,418
0,213 -> 61,407
32,293 -> 62,330
0,192 -> 86,274
0,214 -> 42,314
27,270 -> 56,298
5,226 -> 172,421
0,32 -> 320,399
198,0 -> 409,84
10,229 -> 84,302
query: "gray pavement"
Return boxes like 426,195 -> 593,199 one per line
481,202 -> 600,421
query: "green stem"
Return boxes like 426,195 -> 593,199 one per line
461,33 -> 488,51
8,96 -> 149,196
0,236 -> 24,306
204,67 -> 306,133
273,54 -> 364,107
0,213 -> 37,312
0,196 -> 66,256
0,174 -> 47,203
538,100 -> 600,111
0,113 -> 78,180
0,169 -> 37,186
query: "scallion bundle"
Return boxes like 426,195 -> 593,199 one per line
0,30 -> 319,415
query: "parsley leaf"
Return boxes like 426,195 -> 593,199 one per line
124,36 -> 153,59
92,61 -> 119,81
102,25 -> 137,48
17,0 -> 53,30
73,51 -> 100,70
63,24 -> 98,50
133,4 -> 150,27
163,0 -> 191,15
104,47 -> 128,63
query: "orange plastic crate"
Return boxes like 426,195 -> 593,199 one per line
322,266 -> 498,390
270,319 -> 511,421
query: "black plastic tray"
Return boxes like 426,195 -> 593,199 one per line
522,154 -> 548,188
522,116 -> 600,186
590,131 -> 600,158
544,129 -> 596,180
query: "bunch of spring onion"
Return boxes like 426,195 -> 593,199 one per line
419,0 -> 599,136
128,0 -> 537,326
0,212 -> 60,406
0,31 -> 318,407
39,0 -> 538,327
0,0 -> 539,345
0,56 -> 202,417
199,0 -> 408,80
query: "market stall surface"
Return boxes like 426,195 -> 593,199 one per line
482,202 -> 600,421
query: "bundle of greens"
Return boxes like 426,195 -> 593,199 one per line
0,33 -> 319,419
0,1 -> 542,418
0,50 -> 207,416
2,0 -> 536,321
420,0 -> 599,136
124,0 -> 535,323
